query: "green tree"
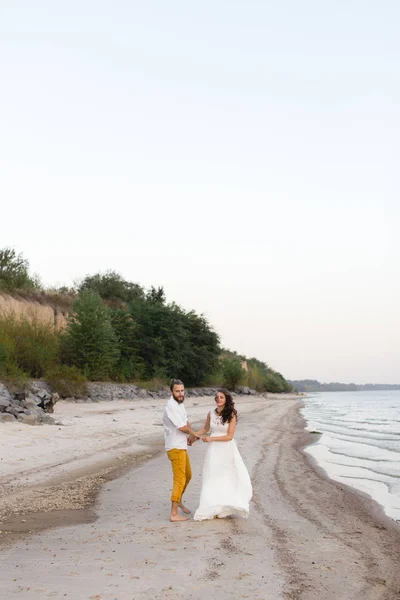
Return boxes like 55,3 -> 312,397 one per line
78,271 -> 143,305
146,286 -> 166,304
128,298 -> 220,385
128,298 -> 183,381
182,310 -> 220,385
110,308 -> 143,380
0,247 -> 41,290
222,357 -> 245,390
61,290 -> 120,379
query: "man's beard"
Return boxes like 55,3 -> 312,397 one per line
172,394 -> 185,403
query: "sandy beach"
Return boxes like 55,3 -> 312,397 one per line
1,394 -> 400,600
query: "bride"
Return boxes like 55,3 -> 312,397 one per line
191,389 -> 252,521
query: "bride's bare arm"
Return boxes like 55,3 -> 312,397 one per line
194,411 -> 211,437
202,415 -> 237,442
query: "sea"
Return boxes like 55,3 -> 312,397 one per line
301,390 -> 400,523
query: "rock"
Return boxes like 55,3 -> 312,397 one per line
0,397 -> 11,412
29,381 -> 52,396
79,395 -> 91,403
17,413 -> 41,425
236,386 -> 251,395
24,406 -> 45,417
0,380 -> 59,425
40,414 -> 55,425
21,396 -> 40,409
6,404 -> 25,416
0,413 -> 16,422
0,383 -> 13,407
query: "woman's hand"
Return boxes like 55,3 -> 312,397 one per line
202,436 -> 212,443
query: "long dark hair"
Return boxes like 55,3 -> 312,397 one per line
216,388 -> 238,424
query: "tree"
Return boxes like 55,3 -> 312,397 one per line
146,286 -> 166,304
78,271 -> 144,305
61,290 -> 120,380
182,310 -> 220,385
128,299 -> 220,385
109,308 -> 143,380
222,357 -> 245,390
0,247 -> 40,290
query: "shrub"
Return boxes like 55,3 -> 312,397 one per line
0,311 -> 60,377
0,247 -> 41,291
46,365 -> 87,398
221,357 -> 246,390
247,364 -> 266,392
0,355 -> 28,393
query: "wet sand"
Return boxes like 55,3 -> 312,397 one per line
1,397 -> 400,599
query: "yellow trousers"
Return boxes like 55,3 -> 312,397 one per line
167,449 -> 192,503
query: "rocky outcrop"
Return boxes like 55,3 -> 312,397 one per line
236,386 -> 258,395
0,380 -> 261,425
0,382 -> 59,425
85,384 -> 234,402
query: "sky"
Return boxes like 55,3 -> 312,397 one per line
1,1 -> 399,384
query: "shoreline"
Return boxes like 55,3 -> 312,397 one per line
297,406 -> 400,534
301,428 -> 400,535
1,395 -> 400,598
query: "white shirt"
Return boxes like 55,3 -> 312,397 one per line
163,396 -> 188,451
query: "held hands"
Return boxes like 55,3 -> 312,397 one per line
187,432 -> 211,445
187,433 -> 201,446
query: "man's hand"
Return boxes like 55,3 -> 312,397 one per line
187,434 -> 197,446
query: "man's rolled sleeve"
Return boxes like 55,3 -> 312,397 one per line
165,405 -> 187,429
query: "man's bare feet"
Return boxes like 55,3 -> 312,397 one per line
178,502 -> 191,514
170,514 -> 190,522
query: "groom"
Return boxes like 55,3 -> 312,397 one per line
163,379 -> 199,522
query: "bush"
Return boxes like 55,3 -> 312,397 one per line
0,247 -> 41,291
61,290 -> 120,380
221,357 -> 246,390
0,355 -> 28,393
0,311 -> 60,377
247,364 -> 266,392
46,365 -> 87,398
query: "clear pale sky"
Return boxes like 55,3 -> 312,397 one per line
1,2 -> 399,384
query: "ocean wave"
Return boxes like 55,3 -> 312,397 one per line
302,390 -> 400,521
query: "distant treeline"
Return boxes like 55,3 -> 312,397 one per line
290,379 -> 400,393
0,247 -> 292,394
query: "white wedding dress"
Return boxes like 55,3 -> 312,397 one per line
193,410 -> 253,521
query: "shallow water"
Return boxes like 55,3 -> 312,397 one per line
301,390 -> 400,522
